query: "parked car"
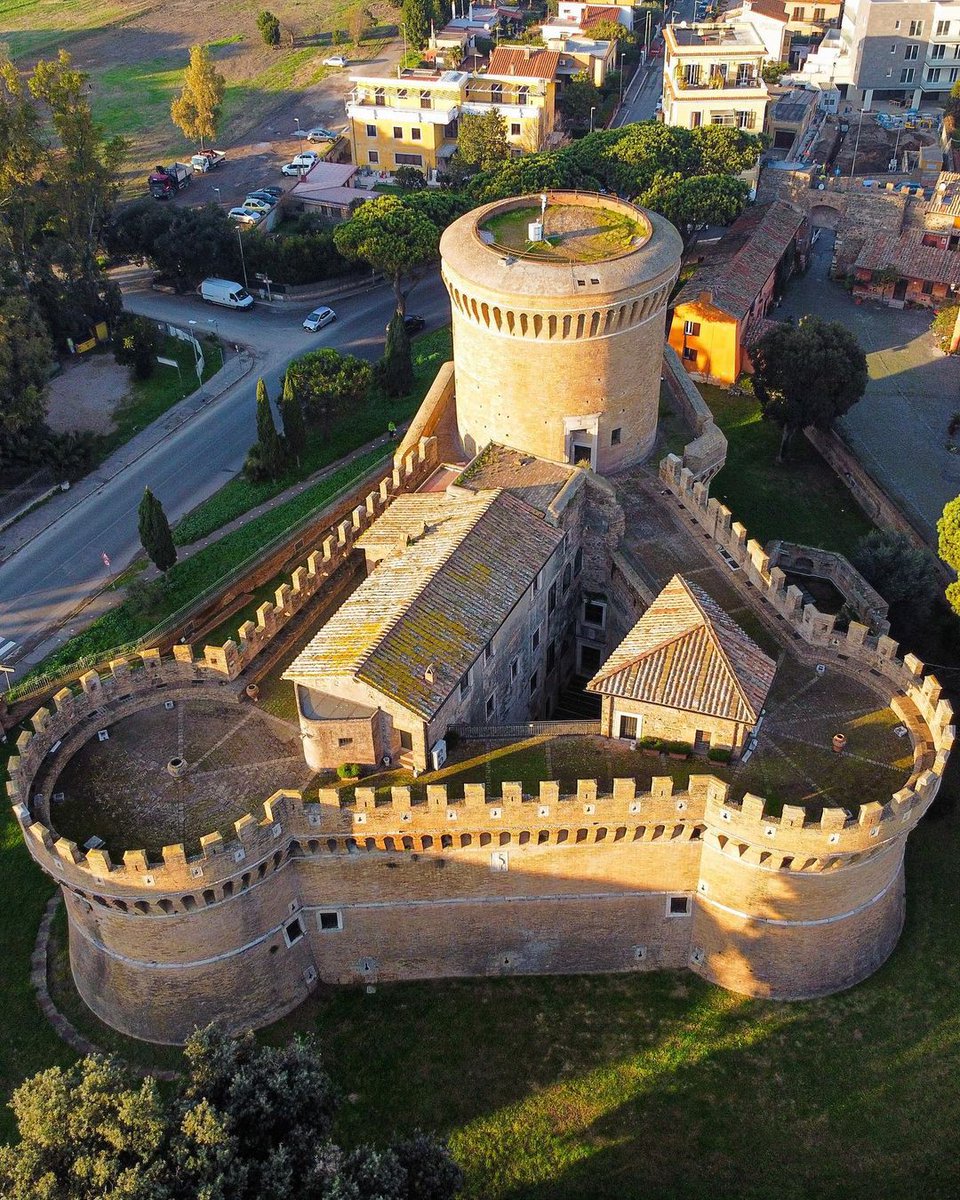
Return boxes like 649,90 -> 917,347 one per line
403,314 -> 426,334
281,151 -> 319,177
243,193 -> 278,211
200,278 -> 254,309
228,207 -> 261,225
256,185 -> 284,198
323,54 -> 348,67
306,126 -> 339,142
303,306 -> 337,331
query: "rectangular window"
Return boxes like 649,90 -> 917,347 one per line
337,737 -> 353,747
398,729 -> 414,750
420,89 -> 432,107
411,128 -> 422,140
318,910 -> 342,931
366,123 -> 376,136
737,110 -> 754,130
792,6 -> 803,19
574,548 -> 583,576
529,670 -> 539,694
546,642 -> 557,672
955,44 -> 960,58
668,896 -> 690,915
736,62 -> 752,85
397,88 -> 408,99
283,916 -> 305,946
929,67 -> 942,81
611,427 -> 621,445
909,19 -> 923,36
683,345 -> 697,360
683,63 -> 701,85
691,110 -> 702,127
937,20 -> 950,35
618,714 -> 638,739
890,43 -> 897,53
532,625 -> 541,651
460,669 -> 471,698
485,693 -> 496,717
901,67 -> 915,82
583,599 -> 606,628
368,150 -> 380,164
510,656 -> 519,681
484,641 -> 493,663
684,318 -> 701,336
548,581 -> 558,614
511,122 -> 521,135
951,67 -> 959,81
491,82 -> 503,102
905,43 -> 919,60
395,152 -> 423,166
533,570 -> 542,593
518,86 -> 529,104
375,88 -> 385,104
813,6 -> 825,20
393,125 -> 403,138
932,43 -> 946,59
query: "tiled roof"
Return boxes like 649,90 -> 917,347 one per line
727,0 -> 788,22
487,46 -> 561,79
586,575 -> 776,724
455,443 -> 577,514
674,201 -> 805,320
926,170 -> 960,217
854,230 -> 960,286
285,490 -> 562,720
583,5 -> 624,26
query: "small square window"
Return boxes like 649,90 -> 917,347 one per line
366,123 -> 376,136
683,345 -> 697,361
511,122 -> 521,135
398,728 -> 413,751
411,128 -> 422,140
368,150 -> 380,164
611,427 -> 621,446
337,736 -> 353,747
583,600 -> 606,628
318,910 -> 342,931
669,896 -> 690,915
393,126 -> 403,138
684,318 -> 701,336
283,916 -> 305,946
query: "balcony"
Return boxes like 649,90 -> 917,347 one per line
668,68 -> 766,94
346,92 -> 461,125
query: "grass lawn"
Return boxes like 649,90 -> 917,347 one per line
175,326 -> 452,545
702,385 -> 874,555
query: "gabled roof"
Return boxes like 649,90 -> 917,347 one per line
673,201 -> 805,321
726,0 -> 788,23
284,489 -> 562,720
487,46 -> 561,79
586,575 -> 776,725
854,230 -> 960,287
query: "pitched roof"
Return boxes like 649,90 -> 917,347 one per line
582,5 -> 624,27
586,575 -> 776,724
854,230 -> 960,287
284,490 -> 563,720
487,46 -> 561,79
726,0 -> 788,22
674,201 -> 805,320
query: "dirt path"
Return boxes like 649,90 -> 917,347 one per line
45,355 -> 130,436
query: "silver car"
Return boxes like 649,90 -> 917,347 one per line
303,306 -> 337,331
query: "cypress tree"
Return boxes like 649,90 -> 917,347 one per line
137,487 -> 177,574
280,371 -> 306,469
255,377 -> 284,478
380,312 -> 413,398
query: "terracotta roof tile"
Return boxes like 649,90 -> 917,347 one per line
586,575 -> 776,724
855,230 -> 960,286
285,490 -> 562,720
487,46 -> 561,79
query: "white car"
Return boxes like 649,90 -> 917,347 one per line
228,207 -> 261,225
303,306 -> 337,331
281,151 -> 319,177
323,54 -> 348,67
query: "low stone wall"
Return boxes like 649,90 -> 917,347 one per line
661,347 -> 727,480
766,538 -> 890,635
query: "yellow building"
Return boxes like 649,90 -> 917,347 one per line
662,20 -> 769,133
346,49 -> 558,180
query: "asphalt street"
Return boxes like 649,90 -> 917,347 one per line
0,272 -> 451,670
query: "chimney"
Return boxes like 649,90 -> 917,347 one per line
424,664 -> 436,684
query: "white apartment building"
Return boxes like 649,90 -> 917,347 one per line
662,21 -> 770,131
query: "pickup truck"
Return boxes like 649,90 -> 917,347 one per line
149,162 -> 193,198
191,149 -> 227,172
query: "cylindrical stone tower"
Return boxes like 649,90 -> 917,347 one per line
440,190 -> 682,473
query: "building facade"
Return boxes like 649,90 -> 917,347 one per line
662,20 -> 770,132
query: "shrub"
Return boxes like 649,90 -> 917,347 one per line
114,314 -> 160,381
707,746 -> 733,763
932,303 -> 960,353
257,9 -> 281,44
667,740 -> 692,756
639,735 -> 666,751
337,762 -> 361,779
394,165 -> 427,191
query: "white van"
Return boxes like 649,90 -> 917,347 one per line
200,278 -> 254,309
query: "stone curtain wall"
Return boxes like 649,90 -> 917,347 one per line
661,346 -> 728,481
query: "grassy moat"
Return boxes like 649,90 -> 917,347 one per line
480,203 -> 648,262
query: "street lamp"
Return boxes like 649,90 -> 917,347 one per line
236,227 -> 249,290
208,318 -> 225,368
213,186 -> 221,205
619,52 -> 626,105
590,105 -> 596,132
187,320 -> 203,383
295,116 -> 300,130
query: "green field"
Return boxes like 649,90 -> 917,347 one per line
702,385 -> 874,555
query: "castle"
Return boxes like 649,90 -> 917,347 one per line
7,192 -> 954,1045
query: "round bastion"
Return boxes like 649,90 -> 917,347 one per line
440,191 -> 683,473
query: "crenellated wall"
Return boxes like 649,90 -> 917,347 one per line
7,616 -> 952,1040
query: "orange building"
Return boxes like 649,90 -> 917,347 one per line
668,200 -> 809,386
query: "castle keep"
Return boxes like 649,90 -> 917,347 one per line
6,193 -> 954,1045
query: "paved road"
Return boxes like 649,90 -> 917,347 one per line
778,231 -> 960,543
0,273 -> 451,671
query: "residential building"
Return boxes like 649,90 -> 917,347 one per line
661,21 -> 770,133
724,0 -> 792,62
543,34 -> 619,85
556,1 -> 634,31
588,574 -> 776,757
667,200 -> 809,385
812,0 -> 960,109
287,161 -> 366,221
346,51 -> 558,179
765,83 -> 820,152
852,228 -> 960,304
